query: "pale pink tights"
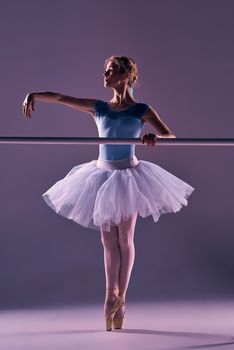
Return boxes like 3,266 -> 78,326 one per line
100,212 -> 138,297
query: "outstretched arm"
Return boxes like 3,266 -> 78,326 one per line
22,92 -> 96,118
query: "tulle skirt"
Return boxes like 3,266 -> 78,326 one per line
42,155 -> 195,231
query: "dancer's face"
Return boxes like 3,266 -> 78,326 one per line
103,61 -> 128,89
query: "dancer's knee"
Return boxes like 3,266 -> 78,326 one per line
100,226 -> 118,249
118,214 -> 137,248
118,229 -> 134,248
101,236 -> 118,249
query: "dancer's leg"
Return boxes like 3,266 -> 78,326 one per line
100,224 -> 120,291
117,212 -> 138,297
100,224 -> 121,317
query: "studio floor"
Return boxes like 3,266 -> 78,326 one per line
0,299 -> 234,350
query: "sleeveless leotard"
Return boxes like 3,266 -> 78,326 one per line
94,100 -> 150,161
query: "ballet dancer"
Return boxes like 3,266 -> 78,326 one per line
22,55 -> 195,331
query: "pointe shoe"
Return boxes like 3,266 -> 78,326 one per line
113,303 -> 125,329
106,296 -> 125,331
104,289 -> 124,331
113,290 -> 125,329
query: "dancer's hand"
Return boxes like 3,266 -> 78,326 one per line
22,93 -> 35,118
141,133 -> 158,147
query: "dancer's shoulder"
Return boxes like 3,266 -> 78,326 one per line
93,99 -> 108,117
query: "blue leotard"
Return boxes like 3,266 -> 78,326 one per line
94,100 -> 150,161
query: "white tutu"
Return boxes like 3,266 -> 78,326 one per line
42,156 -> 195,231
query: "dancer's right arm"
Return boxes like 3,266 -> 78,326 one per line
22,92 -> 96,118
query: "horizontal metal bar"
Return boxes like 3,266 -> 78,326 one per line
0,136 -> 234,146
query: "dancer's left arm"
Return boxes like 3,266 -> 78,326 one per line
141,106 -> 176,146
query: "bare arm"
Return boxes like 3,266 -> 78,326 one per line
142,106 -> 176,137
22,92 -> 97,118
141,106 -> 176,146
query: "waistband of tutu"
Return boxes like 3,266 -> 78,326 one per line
96,155 -> 139,170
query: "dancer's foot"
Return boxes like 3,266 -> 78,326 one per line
113,288 -> 126,330
104,288 -> 119,331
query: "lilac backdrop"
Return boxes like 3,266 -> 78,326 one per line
1,0 -> 234,309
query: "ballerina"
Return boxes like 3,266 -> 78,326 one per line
22,55 -> 195,331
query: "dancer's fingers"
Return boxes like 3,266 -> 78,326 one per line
142,133 -> 157,146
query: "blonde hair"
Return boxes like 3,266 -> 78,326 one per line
104,55 -> 139,89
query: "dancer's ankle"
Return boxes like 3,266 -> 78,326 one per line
118,288 -> 126,298
106,287 -> 119,297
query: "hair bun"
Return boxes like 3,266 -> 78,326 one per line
104,55 -> 139,88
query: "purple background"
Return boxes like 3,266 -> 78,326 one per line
1,0 -> 234,310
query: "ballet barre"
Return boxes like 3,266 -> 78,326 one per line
0,136 -> 234,146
